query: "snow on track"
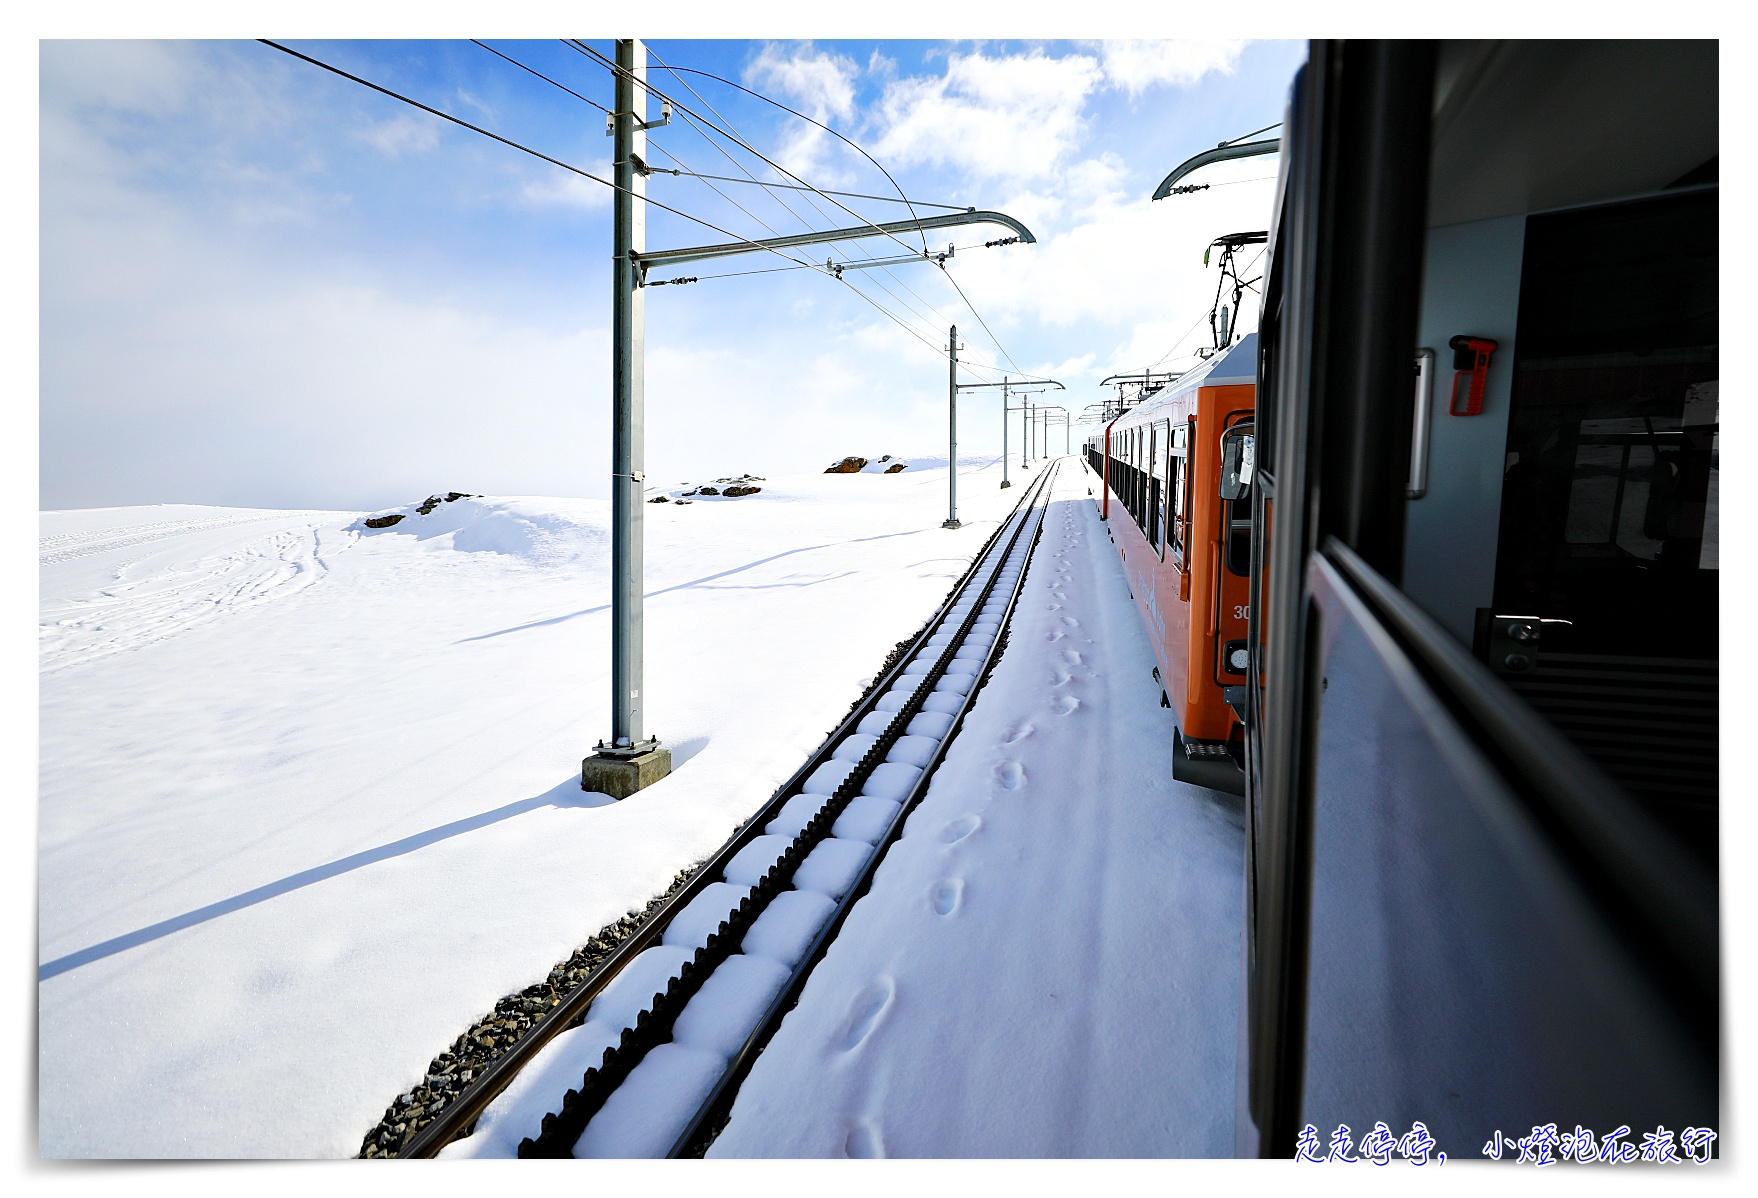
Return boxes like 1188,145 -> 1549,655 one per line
438,468 -> 1055,1158
707,462 -> 1246,1157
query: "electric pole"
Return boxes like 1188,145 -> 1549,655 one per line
1000,378 -> 1011,489
579,47 -> 1040,795
944,324 -> 962,528
584,38 -> 670,799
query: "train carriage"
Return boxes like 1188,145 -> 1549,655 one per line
1086,337 -> 1256,793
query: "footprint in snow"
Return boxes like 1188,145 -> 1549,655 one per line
1045,630 -> 1066,642
1051,695 -> 1081,715
939,814 -> 982,844
1003,723 -> 1035,744
1046,603 -> 1061,611
1061,650 -> 1082,666
837,978 -> 895,1052
930,878 -> 964,917
845,1120 -> 886,1159
1052,592 -> 1067,600
995,761 -> 1026,790
1061,616 -> 1081,627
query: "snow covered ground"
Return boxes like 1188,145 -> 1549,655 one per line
37,456 -> 1030,1158
37,454 -> 1244,1159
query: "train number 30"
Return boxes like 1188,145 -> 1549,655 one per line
1233,605 -> 1250,621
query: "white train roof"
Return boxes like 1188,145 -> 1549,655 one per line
1107,333 -> 1257,431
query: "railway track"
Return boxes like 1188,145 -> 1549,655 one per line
400,462 -> 1061,1159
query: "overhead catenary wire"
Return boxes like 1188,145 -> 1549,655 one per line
625,64 -> 973,352
257,40 -> 838,281
267,38 -> 1005,378
470,39 -> 610,115
565,40 -> 930,264
642,44 -> 856,237
582,41 -> 1030,378
941,265 -> 1024,376
469,39 -> 811,247
642,169 -> 969,212
644,54 -> 934,253
263,39 -> 962,362
1226,121 -> 1283,144
635,42 -> 945,299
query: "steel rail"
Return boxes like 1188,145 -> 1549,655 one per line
670,460 -> 1062,1157
397,470 -> 1051,1158
517,462 -> 1060,1156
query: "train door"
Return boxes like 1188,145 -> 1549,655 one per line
1243,40 -> 1716,1160
1215,419 -> 1254,702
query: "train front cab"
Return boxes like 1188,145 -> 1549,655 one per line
1088,341 -> 1256,795
1241,42 -> 1718,1159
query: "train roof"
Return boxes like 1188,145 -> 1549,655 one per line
1110,333 -> 1256,430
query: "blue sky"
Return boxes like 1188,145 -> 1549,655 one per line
40,38 -> 1306,510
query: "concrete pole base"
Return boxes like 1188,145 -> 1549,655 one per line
1000,480 -> 1012,489
582,747 -> 672,799
942,519 -> 963,529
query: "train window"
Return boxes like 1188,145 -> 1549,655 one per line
1168,421 -> 1189,565
1494,189 -> 1716,657
1154,420 -> 1171,558
1144,423 -> 1158,549
1220,423 -> 1255,576
1137,427 -> 1149,538
1492,187 -> 1717,860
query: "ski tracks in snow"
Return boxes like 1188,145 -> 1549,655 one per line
40,516 -> 347,673
38,512 -> 295,567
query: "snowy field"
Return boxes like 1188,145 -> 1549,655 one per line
38,456 -> 1028,1158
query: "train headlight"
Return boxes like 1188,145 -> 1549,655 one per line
1223,638 -> 1249,674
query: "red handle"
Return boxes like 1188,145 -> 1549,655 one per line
1447,336 -> 1498,416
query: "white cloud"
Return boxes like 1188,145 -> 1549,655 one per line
746,42 -> 858,122
1096,41 -> 1247,95
744,42 -> 861,180
357,113 -> 439,156
870,50 -> 1103,182
40,39 -> 195,115
935,152 -> 1279,378
518,168 -> 612,211
40,184 -> 609,512
454,88 -> 496,119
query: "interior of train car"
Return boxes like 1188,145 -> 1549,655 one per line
1243,40 -> 1717,1159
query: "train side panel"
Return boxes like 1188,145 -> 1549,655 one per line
1092,378 -> 1255,752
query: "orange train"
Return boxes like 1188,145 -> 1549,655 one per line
1085,334 -> 1255,794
